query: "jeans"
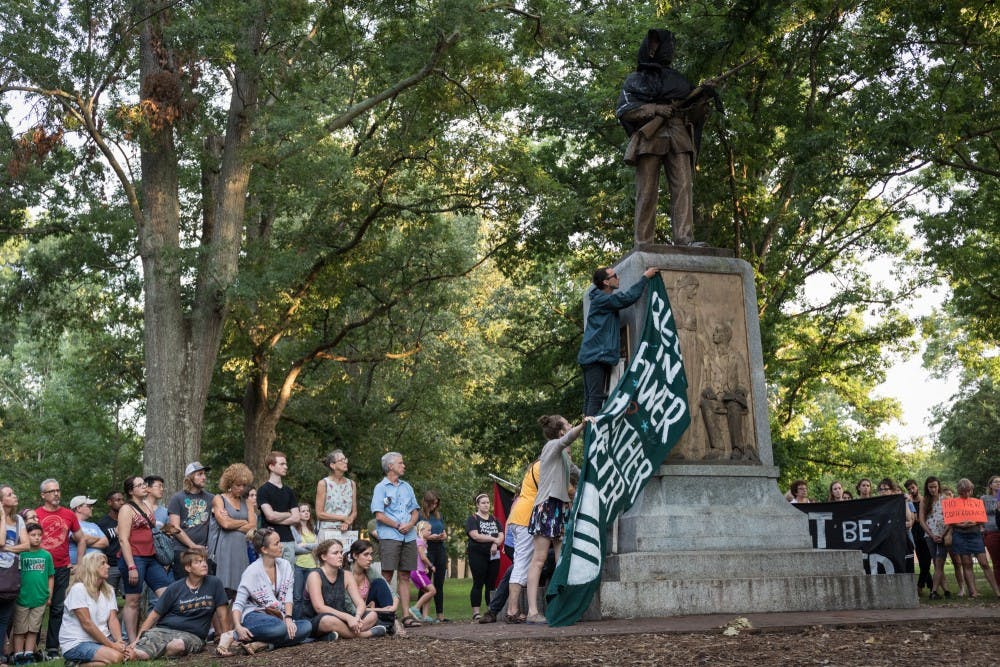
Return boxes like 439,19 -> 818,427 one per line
240,611 -> 311,648
582,362 -> 612,416
365,577 -> 396,627
0,599 -> 15,650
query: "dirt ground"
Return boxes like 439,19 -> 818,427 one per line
179,616 -> 1000,667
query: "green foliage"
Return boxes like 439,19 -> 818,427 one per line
935,377 -> 1000,491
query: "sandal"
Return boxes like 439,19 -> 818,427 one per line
471,612 -> 481,622
503,612 -> 523,624
402,617 -> 422,628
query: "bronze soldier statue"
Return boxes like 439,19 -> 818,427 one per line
616,29 -> 714,247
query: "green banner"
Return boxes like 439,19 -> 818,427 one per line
545,272 -> 690,626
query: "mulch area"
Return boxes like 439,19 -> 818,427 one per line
178,606 -> 1000,667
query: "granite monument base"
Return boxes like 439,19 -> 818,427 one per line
579,250 -> 917,619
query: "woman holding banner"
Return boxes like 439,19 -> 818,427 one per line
952,479 -> 1000,598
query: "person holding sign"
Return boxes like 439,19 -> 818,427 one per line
944,479 -> 1000,598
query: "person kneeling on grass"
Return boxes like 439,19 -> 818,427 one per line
303,539 -> 387,639
129,550 -> 232,660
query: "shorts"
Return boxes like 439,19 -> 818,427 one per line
12,604 -> 45,635
509,524 -> 534,586
528,497 -> 567,539
411,569 -> 431,590
951,530 -> 985,556
134,627 -> 204,659
925,535 -> 948,559
62,641 -> 103,663
120,554 -> 173,595
379,539 -> 417,572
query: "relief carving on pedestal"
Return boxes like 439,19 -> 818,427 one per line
665,271 -> 759,463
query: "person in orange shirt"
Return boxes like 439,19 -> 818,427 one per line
502,461 -> 541,624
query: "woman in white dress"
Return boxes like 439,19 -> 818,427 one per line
315,449 -> 357,542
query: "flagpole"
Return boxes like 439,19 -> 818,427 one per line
488,473 -> 518,492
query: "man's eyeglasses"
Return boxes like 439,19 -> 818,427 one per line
878,486 -> 890,492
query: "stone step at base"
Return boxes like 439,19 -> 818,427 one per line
594,573 -> 916,618
603,549 -> 868,581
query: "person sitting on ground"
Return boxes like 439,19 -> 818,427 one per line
58,552 -> 129,666
827,481 -> 846,502
950,479 -> 1000,599
230,528 -> 311,651
346,539 -> 399,635
303,539 -> 386,640
131,550 -> 232,660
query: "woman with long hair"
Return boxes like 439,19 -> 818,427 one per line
58,552 -> 128,665
293,504 -> 318,569
826,481 -> 845,502
230,528 -> 311,650
418,490 -> 448,622
117,476 -> 172,641
918,476 -> 950,599
315,449 -> 356,541
0,484 -> 30,648
346,539 -> 398,635
303,539 -> 386,639
209,463 -> 256,597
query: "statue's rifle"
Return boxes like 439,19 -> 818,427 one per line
636,55 -> 759,140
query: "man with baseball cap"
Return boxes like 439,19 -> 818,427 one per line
167,463 -> 214,579
68,495 -> 108,566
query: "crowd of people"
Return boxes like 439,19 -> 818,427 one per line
0,407 -> 600,663
786,475 -> 1000,598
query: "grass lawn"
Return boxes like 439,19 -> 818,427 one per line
414,577 -> 479,622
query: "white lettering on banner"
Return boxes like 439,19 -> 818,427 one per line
566,481 -> 603,586
864,552 -> 896,574
806,512 -> 833,549
842,520 -> 872,543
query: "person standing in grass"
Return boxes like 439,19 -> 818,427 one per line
11,523 -> 53,665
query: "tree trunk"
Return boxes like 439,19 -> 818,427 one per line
136,3 -> 262,490
243,376 -> 279,482
136,10 -> 195,490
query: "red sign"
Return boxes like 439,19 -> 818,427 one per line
942,497 -> 988,524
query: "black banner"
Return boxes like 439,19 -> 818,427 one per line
791,495 -> 911,574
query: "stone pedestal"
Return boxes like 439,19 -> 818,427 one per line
582,249 -> 916,618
